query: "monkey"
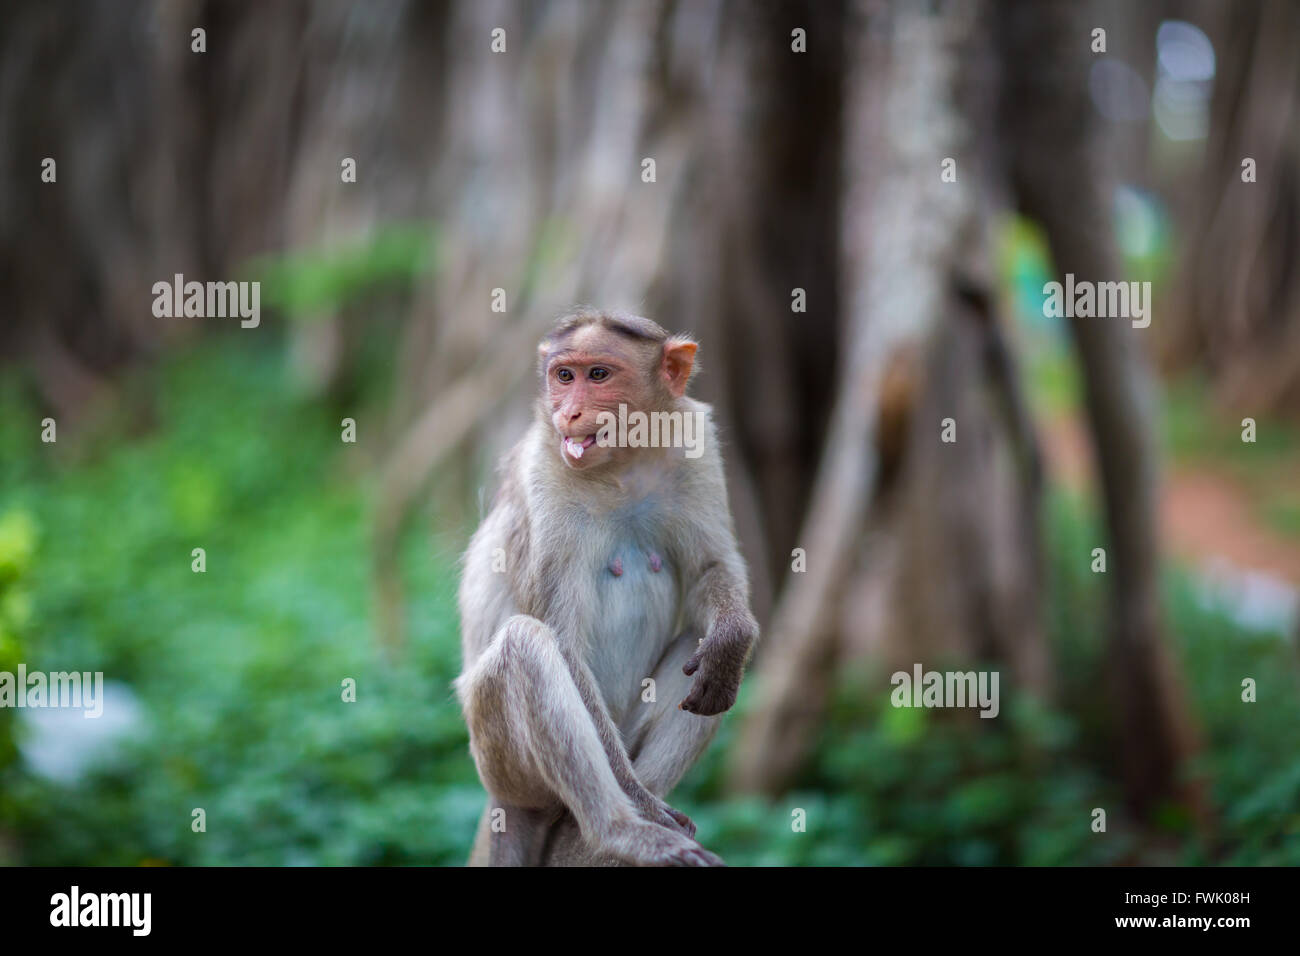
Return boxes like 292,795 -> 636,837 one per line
454,308 -> 759,866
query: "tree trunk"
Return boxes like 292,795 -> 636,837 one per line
996,0 -> 1210,830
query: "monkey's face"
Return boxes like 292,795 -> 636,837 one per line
543,328 -> 663,471
541,321 -> 698,472
545,350 -> 649,471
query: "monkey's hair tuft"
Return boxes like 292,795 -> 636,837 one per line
545,308 -> 671,347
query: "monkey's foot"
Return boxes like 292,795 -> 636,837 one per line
634,793 -> 697,838
608,820 -> 724,867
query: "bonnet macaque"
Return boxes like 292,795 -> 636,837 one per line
456,309 -> 758,866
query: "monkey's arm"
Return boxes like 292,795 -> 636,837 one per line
625,629 -> 725,796
624,547 -> 756,790
672,443 -> 760,718
678,559 -> 759,716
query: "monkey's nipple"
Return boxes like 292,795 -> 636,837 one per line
610,557 -> 623,577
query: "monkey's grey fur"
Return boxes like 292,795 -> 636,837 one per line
455,313 -> 758,866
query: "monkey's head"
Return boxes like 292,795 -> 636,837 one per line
538,310 -> 698,472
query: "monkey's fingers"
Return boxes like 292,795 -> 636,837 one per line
677,847 -> 725,867
680,677 -> 737,717
665,805 -> 696,838
682,654 -> 701,677
646,802 -> 689,836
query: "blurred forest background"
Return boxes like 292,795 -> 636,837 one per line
2,0 -> 1298,866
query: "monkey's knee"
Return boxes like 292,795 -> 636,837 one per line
496,614 -> 561,664
459,616 -> 557,707
476,616 -> 565,699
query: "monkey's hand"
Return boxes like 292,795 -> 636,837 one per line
679,611 -> 758,717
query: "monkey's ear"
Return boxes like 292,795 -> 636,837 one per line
661,337 -> 698,397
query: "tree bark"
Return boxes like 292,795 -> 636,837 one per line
996,0 -> 1209,829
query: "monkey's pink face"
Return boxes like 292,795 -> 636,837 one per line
546,346 -> 650,471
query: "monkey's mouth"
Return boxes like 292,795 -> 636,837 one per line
562,433 -> 598,460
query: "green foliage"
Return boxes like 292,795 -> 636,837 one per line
1167,570 -> 1300,864
676,665 -> 1125,867
0,508 -> 37,777
0,342 -> 477,865
1040,491 -> 1300,864
1161,374 -> 1299,468
674,489 -> 1300,866
250,225 -> 436,319
1,342 -> 1297,866
1262,497 -> 1300,541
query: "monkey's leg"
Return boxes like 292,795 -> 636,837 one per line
627,629 -> 725,797
466,800 -> 492,866
458,615 -> 719,866
487,806 -> 558,866
536,630 -> 725,866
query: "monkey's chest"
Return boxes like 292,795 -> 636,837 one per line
585,541 -> 680,714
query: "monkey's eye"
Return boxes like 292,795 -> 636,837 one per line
556,368 -> 574,384
589,367 -> 610,382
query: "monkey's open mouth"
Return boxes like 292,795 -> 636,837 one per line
562,433 -> 598,459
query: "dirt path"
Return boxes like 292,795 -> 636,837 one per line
1043,414 -> 1300,586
